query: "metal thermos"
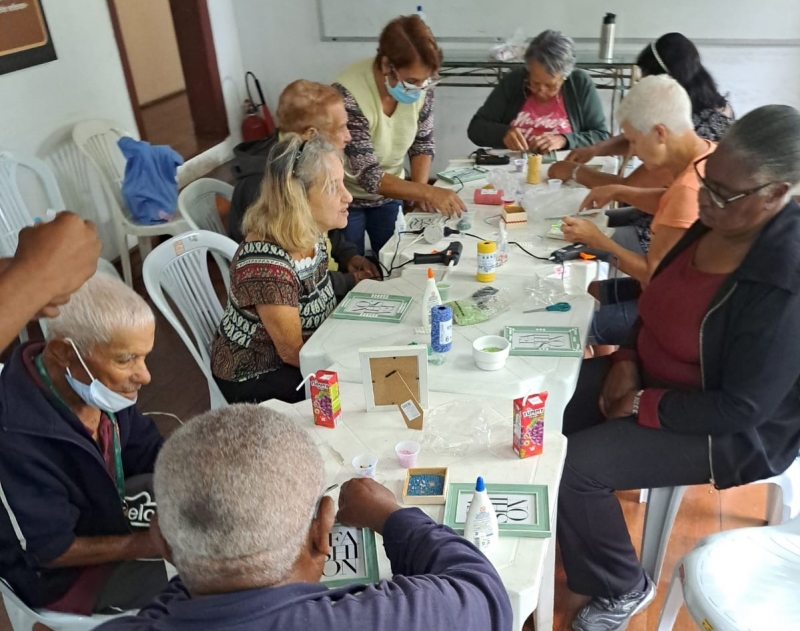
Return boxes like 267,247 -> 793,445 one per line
599,13 -> 616,60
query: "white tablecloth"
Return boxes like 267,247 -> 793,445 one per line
261,382 -> 567,631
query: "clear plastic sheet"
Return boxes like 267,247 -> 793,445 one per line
422,399 -> 506,456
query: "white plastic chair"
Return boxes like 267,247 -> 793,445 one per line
655,512 -> 800,631
0,152 -> 67,342
0,151 -> 65,257
177,178 -> 232,235
640,454 -> 800,584
72,120 -> 189,287
0,579 -> 129,631
142,230 -> 238,410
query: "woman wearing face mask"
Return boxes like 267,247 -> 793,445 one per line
211,134 -> 351,404
0,273 -> 168,614
332,14 -> 466,257
468,30 -> 609,154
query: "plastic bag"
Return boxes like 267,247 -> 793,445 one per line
490,28 -> 526,62
446,286 -> 512,325
422,400 -> 504,457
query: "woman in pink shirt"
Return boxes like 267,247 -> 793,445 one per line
468,30 -> 609,153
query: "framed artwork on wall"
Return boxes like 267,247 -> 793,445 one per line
0,0 -> 57,76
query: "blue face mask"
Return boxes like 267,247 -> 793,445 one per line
385,77 -> 424,104
64,339 -> 137,413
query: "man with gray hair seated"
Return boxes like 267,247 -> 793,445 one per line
0,274 -> 168,615
96,404 -> 513,631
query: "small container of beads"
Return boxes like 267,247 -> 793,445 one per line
512,392 -> 548,459
402,467 -> 450,505
310,370 -> 341,429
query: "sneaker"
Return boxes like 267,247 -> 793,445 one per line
572,575 -> 656,631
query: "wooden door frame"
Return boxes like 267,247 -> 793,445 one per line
106,0 -> 146,139
106,0 -> 229,143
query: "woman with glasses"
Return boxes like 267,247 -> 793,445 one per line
210,135 -> 350,404
560,75 -> 714,346
467,30 -> 609,153
332,14 -> 465,257
558,104 -> 800,631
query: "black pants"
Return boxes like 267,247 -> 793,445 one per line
557,357 -> 711,597
215,365 -> 306,404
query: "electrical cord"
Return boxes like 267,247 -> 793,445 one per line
510,241 -> 551,261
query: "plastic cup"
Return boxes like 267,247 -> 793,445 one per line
352,454 -> 378,478
514,158 -> 526,173
395,441 -> 421,468
548,178 -> 563,191
436,282 -> 452,301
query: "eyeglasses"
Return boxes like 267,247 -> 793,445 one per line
389,65 -> 440,93
694,155 -> 775,209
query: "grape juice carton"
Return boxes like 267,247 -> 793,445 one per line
512,391 -> 547,458
310,370 -> 341,429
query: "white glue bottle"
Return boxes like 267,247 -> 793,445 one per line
421,267 -> 442,328
463,476 -> 499,554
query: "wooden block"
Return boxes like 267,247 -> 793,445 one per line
402,467 -> 450,505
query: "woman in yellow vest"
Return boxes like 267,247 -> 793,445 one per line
333,15 -> 465,256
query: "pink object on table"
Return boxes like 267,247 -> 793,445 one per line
395,441 -> 421,468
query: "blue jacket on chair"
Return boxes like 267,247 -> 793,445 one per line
118,137 -> 183,225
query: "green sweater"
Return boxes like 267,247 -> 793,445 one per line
467,67 -> 609,149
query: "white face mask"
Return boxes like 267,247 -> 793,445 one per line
64,338 -> 137,413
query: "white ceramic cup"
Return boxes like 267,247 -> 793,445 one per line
472,335 -> 511,371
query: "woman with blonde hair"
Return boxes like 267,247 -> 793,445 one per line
210,134 -> 351,403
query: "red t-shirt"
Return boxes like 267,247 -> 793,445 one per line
510,93 -> 573,143
635,241 -> 728,428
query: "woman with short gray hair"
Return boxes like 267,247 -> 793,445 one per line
557,105 -> 800,631
468,30 -> 609,152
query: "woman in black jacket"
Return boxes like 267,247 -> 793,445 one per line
560,105 -> 800,631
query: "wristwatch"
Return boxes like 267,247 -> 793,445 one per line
570,162 -> 582,184
631,390 -> 645,417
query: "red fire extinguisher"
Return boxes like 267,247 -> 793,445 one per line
240,71 -> 276,142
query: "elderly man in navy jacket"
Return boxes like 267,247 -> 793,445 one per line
0,274 -> 167,614
96,404 -> 513,631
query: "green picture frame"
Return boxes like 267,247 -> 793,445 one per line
503,325 -> 583,357
332,292 -> 413,324
319,524 -> 380,588
443,483 -> 551,538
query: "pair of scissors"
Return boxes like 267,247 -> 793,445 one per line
523,302 -> 571,314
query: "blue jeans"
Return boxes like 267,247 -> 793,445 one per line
343,200 -> 401,256
589,299 -> 639,346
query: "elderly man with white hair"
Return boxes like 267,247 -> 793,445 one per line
96,404 -> 513,631
559,74 -> 716,346
0,274 -> 168,615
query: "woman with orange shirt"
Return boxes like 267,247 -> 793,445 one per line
560,76 -> 713,345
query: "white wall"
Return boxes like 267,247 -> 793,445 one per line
0,0 -> 138,156
113,0 -> 186,105
232,0 -> 800,173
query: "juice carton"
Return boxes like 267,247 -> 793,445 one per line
310,370 -> 341,429
512,392 -> 547,458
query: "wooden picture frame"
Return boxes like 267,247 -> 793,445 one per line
319,524 -> 380,588
359,346 -> 429,412
443,483 -> 551,538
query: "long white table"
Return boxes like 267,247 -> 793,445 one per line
378,154 -> 618,274
261,382 -> 567,631
300,270 -> 594,430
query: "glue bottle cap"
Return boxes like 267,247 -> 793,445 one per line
476,476 -> 485,492
428,267 -> 434,279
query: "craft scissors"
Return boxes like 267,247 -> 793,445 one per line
523,302 -> 571,314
